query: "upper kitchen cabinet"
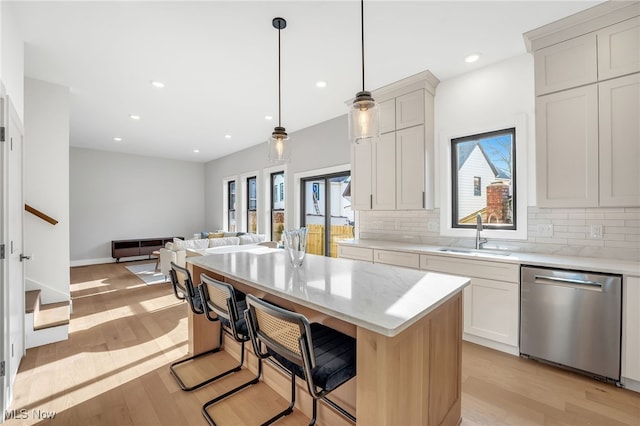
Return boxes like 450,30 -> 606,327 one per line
599,73 -> 640,206
525,2 -> 640,208
350,70 -> 438,211
597,17 -> 640,81
534,33 -> 598,96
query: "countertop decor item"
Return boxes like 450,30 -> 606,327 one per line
348,0 -> 379,144
283,227 -> 308,267
267,17 -> 291,164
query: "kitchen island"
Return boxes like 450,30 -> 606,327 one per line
187,247 -> 470,425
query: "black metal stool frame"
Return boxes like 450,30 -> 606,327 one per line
199,274 -> 263,426
244,295 -> 356,426
168,262 -> 232,392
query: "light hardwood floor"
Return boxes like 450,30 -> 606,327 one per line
5,261 -> 640,425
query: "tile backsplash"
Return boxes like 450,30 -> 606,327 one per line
358,207 -> 640,262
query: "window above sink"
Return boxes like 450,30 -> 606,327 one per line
439,113 -> 529,241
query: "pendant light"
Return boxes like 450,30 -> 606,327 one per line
268,17 -> 291,164
348,0 -> 379,144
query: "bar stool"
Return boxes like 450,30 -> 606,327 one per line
199,274 -> 262,426
168,262 -> 236,391
244,294 -> 357,426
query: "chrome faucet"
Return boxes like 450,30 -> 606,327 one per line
476,213 -> 488,250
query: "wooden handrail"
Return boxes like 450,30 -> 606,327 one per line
25,204 -> 58,225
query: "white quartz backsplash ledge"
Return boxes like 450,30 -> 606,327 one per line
358,206 -> 640,262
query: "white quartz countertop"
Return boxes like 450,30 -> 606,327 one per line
338,239 -> 640,276
188,247 -> 470,337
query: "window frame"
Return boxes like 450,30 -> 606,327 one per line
270,171 -> 285,242
246,175 -> 257,233
450,127 -> 517,231
300,171 -> 353,257
439,114 -> 528,240
227,180 -> 236,232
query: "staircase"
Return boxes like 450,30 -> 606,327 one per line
25,289 -> 70,349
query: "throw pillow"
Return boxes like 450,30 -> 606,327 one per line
185,238 -> 210,250
208,237 -> 240,248
238,234 -> 266,245
208,232 -> 225,239
173,238 -> 186,250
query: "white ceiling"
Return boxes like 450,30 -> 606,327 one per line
12,0 -> 601,163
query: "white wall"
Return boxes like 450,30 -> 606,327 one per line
1,1 -> 24,121
24,78 -> 69,303
434,53 -> 535,208
358,54 -> 639,261
204,115 -> 350,233
70,148 -> 205,265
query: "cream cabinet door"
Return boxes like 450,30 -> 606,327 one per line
379,98 -> 396,134
395,90 -> 425,130
534,32 -> 598,95
463,277 -> 519,347
536,85 -> 599,207
351,140 -> 373,210
599,73 -> 640,207
338,245 -> 374,262
372,132 -> 396,210
622,276 -> 640,384
597,17 -> 640,81
396,125 -> 425,210
373,249 -> 420,269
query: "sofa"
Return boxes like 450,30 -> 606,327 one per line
159,233 -> 266,279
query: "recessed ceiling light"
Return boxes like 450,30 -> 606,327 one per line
113,137 -> 122,142
129,114 -> 141,120
150,80 -> 165,88
193,149 -> 200,153
225,134 -> 232,139
316,80 -> 328,88
465,53 -> 481,63
265,115 -> 273,121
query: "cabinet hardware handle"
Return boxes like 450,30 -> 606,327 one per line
370,194 -> 373,210
422,191 -> 425,208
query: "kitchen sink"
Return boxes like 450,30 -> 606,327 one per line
438,248 -> 511,257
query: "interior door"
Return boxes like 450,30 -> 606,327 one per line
0,93 -> 6,420
5,96 -> 25,409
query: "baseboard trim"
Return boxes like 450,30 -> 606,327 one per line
70,255 -> 154,267
621,377 -> 640,393
463,333 -> 520,356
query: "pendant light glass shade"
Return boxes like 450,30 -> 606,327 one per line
268,17 -> 291,164
268,126 -> 290,163
348,90 -> 379,143
349,0 -> 379,144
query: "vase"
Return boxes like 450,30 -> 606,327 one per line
282,227 -> 308,268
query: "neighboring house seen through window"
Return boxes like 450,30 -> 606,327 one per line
451,128 -> 516,230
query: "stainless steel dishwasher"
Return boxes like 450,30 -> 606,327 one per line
520,265 -> 622,383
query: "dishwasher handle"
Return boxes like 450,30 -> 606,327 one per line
533,275 -> 603,291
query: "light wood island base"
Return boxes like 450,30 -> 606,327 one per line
188,262 -> 463,426
357,292 -> 462,425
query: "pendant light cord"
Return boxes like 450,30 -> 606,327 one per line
278,25 -> 282,128
361,0 -> 365,92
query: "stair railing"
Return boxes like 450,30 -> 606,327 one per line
25,204 -> 58,225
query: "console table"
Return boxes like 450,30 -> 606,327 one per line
187,249 -> 470,425
111,237 -> 181,262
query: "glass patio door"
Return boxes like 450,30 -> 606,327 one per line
301,172 -> 354,257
